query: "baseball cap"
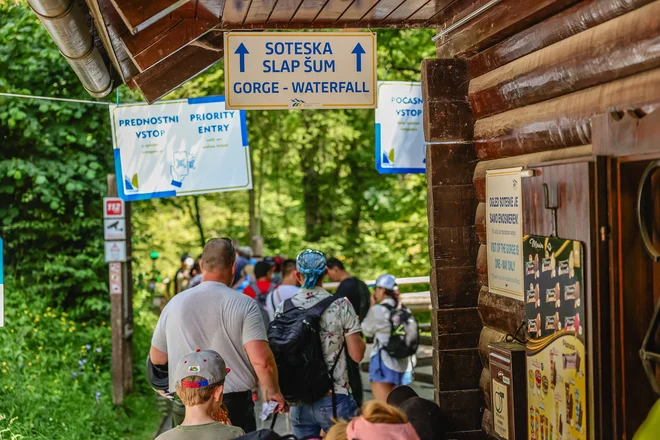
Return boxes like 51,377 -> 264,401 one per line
387,385 -> 419,407
174,349 -> 230,389
374,274 -> 397,290
400,397 -> 446,440
387,386 -> 447,440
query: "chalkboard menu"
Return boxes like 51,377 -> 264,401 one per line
523,235 -> 587,440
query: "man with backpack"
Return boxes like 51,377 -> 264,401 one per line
361,274 -> 419,402
150,238 -> 286,433
244,260 -> 276,325
326,257 -> 371,407
268,249 -> 366,438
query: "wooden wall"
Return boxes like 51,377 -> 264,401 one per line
423,0 -> 660,437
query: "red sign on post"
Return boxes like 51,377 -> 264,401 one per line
104,197 -> 124,218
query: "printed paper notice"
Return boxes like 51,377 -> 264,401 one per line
492,379 -> 509,439
486,168 -> 524,300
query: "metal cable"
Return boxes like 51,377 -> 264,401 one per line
0,92 -> 111,106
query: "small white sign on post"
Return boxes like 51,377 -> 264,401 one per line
104,218 -> 126,240
224,32 -> 377,110
110,97 -> 252,201
375,81 -> 425,174
486,167 -> 524,300
104,197 -> 125,218
105,241 -> 127,263
109,262 -> 122,295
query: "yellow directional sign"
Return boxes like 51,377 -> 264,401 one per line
224,32 -> 377,110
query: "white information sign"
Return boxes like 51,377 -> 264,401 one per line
104,197 -> 125,218
375,81 -> 425,174
224,32 -> 377,110
109,262 -> 122,295
110,97 -> 252,201
104,218 -> 126,240
486,167 -> 524,300
105,241 -> 127,263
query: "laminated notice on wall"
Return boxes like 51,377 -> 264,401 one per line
486,168 -> 524,299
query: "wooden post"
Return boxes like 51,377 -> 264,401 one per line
107,174 -> 134,404
123,194 -> 134,394
422,58 -> 485,437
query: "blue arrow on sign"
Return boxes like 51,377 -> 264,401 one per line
351,43 -> 366,72
235,43 -> 249,73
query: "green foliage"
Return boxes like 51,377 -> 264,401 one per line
0,2 -> 114,307
0,279 -> 161,439
0,4 -> 160,438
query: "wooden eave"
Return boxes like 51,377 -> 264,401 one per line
79,0 -> 577,102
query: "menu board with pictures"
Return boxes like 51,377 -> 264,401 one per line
523,235 -> 587,440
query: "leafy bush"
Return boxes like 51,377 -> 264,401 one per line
0,279 -> 161,439
0,1 -> 113,307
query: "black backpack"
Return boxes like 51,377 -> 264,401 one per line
267,295 -> 344,407
381,303 -> 419,358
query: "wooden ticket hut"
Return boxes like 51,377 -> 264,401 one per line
31,0 -> 660,438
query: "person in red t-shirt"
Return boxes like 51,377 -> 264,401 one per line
243,260 -> 276,327
243,260 -> 275,299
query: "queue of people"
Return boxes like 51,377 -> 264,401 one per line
150,238 -> 444,440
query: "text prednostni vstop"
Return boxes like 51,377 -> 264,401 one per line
224,32 -> 377,110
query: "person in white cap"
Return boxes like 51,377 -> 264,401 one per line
361,274 -> 416,402
155,349 -> 245,440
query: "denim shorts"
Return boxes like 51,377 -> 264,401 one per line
290,393 -> 358,438
369,352 -> 413,386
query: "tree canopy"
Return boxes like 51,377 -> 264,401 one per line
0,1 -> 435,298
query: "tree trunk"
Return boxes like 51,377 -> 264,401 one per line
248,143 -> 257,247
187,196 -> 206,248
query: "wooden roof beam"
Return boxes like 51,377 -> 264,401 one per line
434,0 -> 577,58
109,0 -> 190,35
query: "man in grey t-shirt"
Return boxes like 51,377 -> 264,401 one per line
150,238 -> 286,432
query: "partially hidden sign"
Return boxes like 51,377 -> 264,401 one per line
110,97 -> 252,201
492,379 -> 509,439
224,32 -> 377,110
486,168 -> 524,300
375,81 -> 425,174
